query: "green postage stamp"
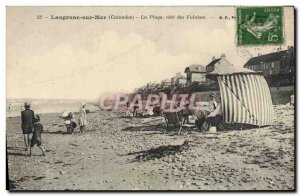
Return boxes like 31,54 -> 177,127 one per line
237,7 -> 283,46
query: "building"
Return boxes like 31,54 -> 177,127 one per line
206,54 -> 233,73
184,64 -> 206,85
171,72 -> 186,87
146,82 -> 159,90
243,46 -> 295,76
161,78 -> 172,89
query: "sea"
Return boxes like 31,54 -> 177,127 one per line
6,99 -> 99,117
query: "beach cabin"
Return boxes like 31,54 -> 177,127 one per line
206,65 -> 274,127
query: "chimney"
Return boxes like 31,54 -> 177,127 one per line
257,53 -> 261,56
287,46 -> 293,51
212,56 -> 216,61
221,53 -> 225,58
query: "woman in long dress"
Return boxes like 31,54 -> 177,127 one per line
79,103 -> 88,133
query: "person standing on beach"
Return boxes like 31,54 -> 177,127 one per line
29,114 -> 46,156
79,103 -> 88,133
21,102 -> 34,150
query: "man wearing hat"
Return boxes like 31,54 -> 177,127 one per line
21,102 -> 35,150
195,92 -> 222,131
208,92 -> 218,112
206,93 -> 222,131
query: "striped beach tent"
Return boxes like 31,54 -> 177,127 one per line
207,66 -> 274,126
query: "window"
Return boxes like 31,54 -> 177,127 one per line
269,70 -> 272,74
272,62 -> 275,68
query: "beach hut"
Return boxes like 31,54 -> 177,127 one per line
207,66 -> 274,127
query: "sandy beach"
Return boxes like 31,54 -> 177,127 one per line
6,104 -> 294,191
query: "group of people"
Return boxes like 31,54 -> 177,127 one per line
20,102 -> 89,156
125,102 -> 158,118
169,92 -> 223,132
62,103 -> 88,133
125,92 -> 223,132
21,102 -> 46,156
172,92 -> 223,132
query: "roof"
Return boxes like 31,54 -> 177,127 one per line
161,78 -> 171,84
184,64 -> 206,73
244,50 -> 289,66
206,58 -> 221,67
172,73 -> 186,79
176,73 -> 186,79
207,65 -> 260,80
147,81 -> 159,85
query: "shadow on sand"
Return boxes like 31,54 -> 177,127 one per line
43,130 -> 72,135
7,151 -> 28,157
221,123 -> 259,131
6,146 -> 25,151
126,140 -> 189,162
121,124 -> 184,136
121,124 -> 165,132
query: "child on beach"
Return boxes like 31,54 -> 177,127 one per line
65,112 -> 76,133
29,114 -> 46,156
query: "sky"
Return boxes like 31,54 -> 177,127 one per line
7,6 -> 294,100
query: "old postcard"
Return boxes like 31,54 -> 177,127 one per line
6,6 -> 295,191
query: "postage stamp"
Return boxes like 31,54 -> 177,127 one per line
237,7 -> 283,46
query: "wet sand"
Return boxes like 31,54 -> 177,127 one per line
6,105 -> 294,190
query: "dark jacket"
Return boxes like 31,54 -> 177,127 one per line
21,109 -> 35,126
31,122 -> 43,147
33,122 -> 43,139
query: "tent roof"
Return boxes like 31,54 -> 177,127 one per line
206,65 -> 261,80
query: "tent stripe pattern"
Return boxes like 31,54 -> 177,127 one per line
217,74 -> 274,126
